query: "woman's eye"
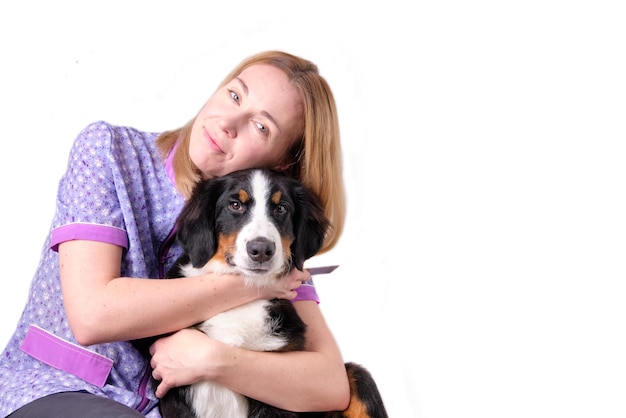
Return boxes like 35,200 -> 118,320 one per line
230,90 -> 240,103
255,121 -> 268,135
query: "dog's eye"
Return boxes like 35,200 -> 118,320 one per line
274,203 -> 288,216
229,201 -> 243,212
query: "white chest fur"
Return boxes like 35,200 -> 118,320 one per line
188,300 -> 288,418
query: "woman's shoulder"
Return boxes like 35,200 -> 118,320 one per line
72,120 -> 161,152
77,120 -> 159,140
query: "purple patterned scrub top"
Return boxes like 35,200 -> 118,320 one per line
0,121 -> 320,417
0,121 -> 186,416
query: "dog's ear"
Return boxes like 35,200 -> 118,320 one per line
175,179 -> 223,268
291,183 -> 331,270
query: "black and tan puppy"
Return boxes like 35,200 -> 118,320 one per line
159,168 -> 388,418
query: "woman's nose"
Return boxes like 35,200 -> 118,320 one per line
218,117 -> 237,138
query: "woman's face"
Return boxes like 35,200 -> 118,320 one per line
189,64 -> 304,179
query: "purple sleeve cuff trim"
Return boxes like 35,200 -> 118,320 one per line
292,278 -> 320,303
50,223 -> 129,252
20,325 -> 113,388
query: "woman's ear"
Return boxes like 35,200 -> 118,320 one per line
272,161 -> 292,172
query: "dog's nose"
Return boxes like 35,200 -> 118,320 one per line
246,237 -> 276,263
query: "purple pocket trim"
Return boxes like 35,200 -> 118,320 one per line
20,324 -> 113,388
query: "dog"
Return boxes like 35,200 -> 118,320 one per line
158,168 -> 388,418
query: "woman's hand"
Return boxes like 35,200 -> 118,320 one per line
149,328 -> 226,398
149,299 -> 350,411
258,268 -> 310,301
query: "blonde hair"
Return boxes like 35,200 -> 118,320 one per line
156,50 -> 346,253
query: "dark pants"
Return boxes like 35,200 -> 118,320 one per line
8,391 -> 145,418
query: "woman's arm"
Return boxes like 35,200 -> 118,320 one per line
149,300 -> 351,412
59,240 -> 302,346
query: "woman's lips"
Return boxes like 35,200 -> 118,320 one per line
204,128 -> 224,153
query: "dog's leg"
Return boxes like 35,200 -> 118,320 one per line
308,362 -> 388,418
159,386 -> 197,418
342,362 -> 388,418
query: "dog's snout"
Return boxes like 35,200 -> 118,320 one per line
246,237 -> 276,263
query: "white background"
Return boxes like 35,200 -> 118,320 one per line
1,1 -> 625,417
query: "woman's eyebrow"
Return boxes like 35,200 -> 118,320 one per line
235,77 -> 248,95
235,76 -> 280,130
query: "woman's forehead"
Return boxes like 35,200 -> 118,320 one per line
237,64 -> 304,136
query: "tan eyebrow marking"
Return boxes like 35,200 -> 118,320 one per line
238,189 -> 250,202
271,191 -> 282,204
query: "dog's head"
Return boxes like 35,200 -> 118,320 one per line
174,168 -> 330,284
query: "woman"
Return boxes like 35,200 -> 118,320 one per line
0,50 -> 349,417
